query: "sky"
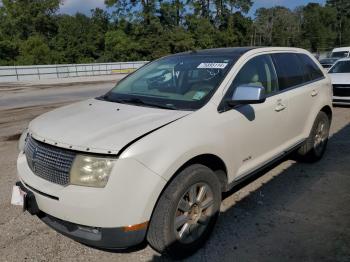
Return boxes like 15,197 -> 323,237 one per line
59,0 -> 106,15
248,0 -> 326,16
59,0 -> 327,16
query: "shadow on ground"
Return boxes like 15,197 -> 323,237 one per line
151,123 -> 350,261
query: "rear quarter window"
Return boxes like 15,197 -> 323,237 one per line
272,53 -> 305,90
297,54 -> 324,81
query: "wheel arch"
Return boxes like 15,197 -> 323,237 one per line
176,154 -> 228,192
304,104 -> 333,138
146,153 -> 228,240
320,105 -> 332,121
156,153 -> 229,201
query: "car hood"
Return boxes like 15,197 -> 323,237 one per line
29,99 -> 190,154
329,73 -> 350,85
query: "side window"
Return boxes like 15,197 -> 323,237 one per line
297,54 -> 324,81
272,53 -> 305,90
226,55 -> 279,98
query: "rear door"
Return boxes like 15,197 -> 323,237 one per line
273,53 -> 326,145
296,53 -> 326,137
271,53 -> 315,147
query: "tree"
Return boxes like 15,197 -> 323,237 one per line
105,0 -> 157,24
17,35 -> 51,65
301,3 -> 337,51
226,0 -> 253,14
104,29 -> 141,61
158,0 -> 185,27
326,0 -> 350,46
51,13 -> 104,63
0,40 -> 18,65
0,0 -> 61,39
168,27 -> 195,53
254,6 -> 301,47
1,0 -> 348,66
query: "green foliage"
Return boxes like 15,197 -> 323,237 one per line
0,40 -> 19,65
50,11 -> 110,63
168,27 -> 195,53
104,30 -> 140,61
301,3 -> 337,51
1,0 -> 61,39
326,0 -> 350,46
253,1 -> 350,52
17,35 -> 51,65
0,0 -> 349,65
254,7 -> 301,47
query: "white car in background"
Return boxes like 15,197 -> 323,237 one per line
320,47 -> 350,69
328,58 -> 350,104
13,47 -> 332,258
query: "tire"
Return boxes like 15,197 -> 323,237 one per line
147,164 -> 221,259
296,111 -> 330,162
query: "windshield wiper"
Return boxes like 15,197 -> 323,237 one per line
115,97 -> 177,110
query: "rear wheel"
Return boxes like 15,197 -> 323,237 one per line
147,164 -> 221,258
296,111 -> 330,162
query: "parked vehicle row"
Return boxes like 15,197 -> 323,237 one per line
314,46 -> 350,104
328,58 -> 350,105
12,47 -> 333,258
319,47 -> 350,69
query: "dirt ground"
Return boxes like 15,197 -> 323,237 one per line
0,87 -> 349,261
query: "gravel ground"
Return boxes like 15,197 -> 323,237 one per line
0,84 -> 349,261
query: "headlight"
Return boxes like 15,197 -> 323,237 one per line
70,155 -> 116,188
18,129 -> 29,152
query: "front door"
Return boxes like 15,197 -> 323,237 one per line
219,54 -> 289,180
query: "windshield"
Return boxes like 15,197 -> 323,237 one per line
103,54 -> 237,110
329,61 -> 350,73
331,51 -> 349,58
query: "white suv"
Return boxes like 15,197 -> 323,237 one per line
14,47 -> 332,258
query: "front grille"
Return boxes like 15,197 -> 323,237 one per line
333,84 -> 350,97
24,136 -> 76,186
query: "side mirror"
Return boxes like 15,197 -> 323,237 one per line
226,85 -> 266,107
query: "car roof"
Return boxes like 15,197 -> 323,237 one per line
170,47 -> 308,58
332,47 -> 350,52
171,47 -> 258,58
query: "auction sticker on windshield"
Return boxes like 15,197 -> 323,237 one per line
197,63 -> 228,69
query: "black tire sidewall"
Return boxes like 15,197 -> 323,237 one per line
148,164 -> 221,258
309,112 -> 330,158
297,111 -> 330,162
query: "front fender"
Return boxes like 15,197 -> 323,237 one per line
119,106 -> 238,183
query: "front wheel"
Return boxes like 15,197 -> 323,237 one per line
147,164 -> 221,259
296,111 -> 330,162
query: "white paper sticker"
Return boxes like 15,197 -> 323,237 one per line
11,186 -> 24,206
197,63 -> 228,69
192,91 -> 206,100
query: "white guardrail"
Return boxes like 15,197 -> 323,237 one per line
0,61 -> 148,82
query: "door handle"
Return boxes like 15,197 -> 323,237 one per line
275,103 -> 286,112
311,90 -> 318,97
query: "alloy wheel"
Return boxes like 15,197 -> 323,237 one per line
314,119 -> 329,156
174,182 -> 215,244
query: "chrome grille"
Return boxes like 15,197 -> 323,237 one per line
24,136 -> 76,186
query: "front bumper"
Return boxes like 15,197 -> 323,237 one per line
16,152 -> 167,249
17,181 -> 147,249
17,153 -> 166,227
40,214 -> 147,250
